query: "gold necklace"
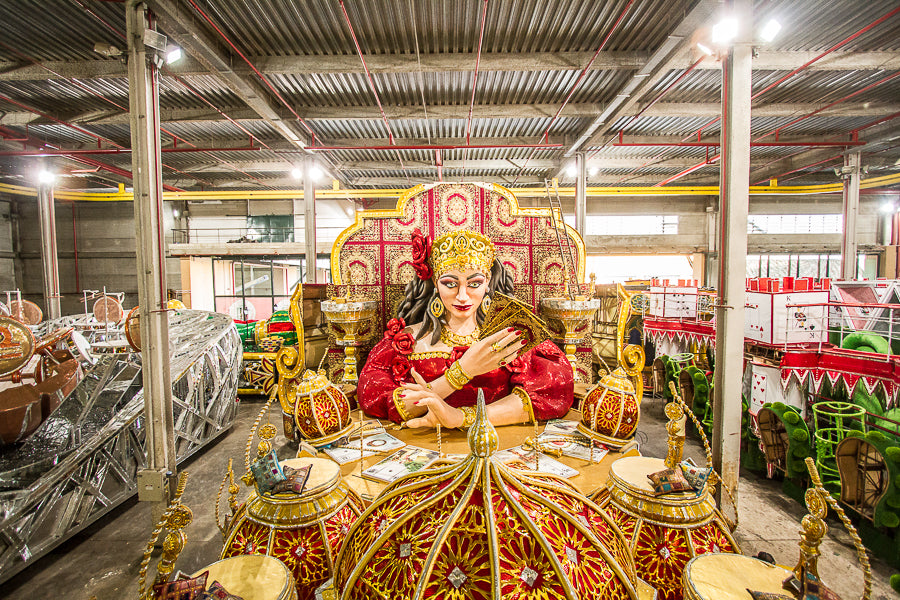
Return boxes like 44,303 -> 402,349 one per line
440,325 -> 480,347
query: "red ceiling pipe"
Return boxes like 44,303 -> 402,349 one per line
755,71 -> 900,142
0,146 -> 264,156
464,0 -> 490,146
0,94 -> 125,149
435,149 -> 443,182
654,156 -> 719,186
512,0 -> 635,184
611,141 -> 864,148
305,143 -> 563,151
751,154 -> 841,186
682,5 -> 900,146
185,0 -> 316,141
338,0 -> 409,183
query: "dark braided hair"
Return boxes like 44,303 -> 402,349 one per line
397,258 -> 515,345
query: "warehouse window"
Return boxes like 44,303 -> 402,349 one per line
748,214 -> 842,234
746,253 -> 878,279
580,215 -> 678,235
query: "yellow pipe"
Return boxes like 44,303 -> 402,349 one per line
1,172 -> 898,202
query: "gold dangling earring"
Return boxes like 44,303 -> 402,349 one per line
482,295 -> 492,311
429,296 -> 445,318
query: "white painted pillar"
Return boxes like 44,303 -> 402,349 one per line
712,0 -> 752,507
841,152 -> 861,280
127,0 -> 176,503
575,152 -> 587,237
37,182 -> 61,319
304,157 -> 317,283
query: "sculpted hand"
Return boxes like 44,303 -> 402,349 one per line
405,369 -> 465,428
458,328 -> 526,377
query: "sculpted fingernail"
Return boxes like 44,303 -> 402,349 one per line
515,331 -> 523,336
507,327 -> 515,332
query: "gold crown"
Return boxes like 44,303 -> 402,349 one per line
429,230 -> 496,277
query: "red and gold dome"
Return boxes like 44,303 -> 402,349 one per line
334,392 -> 644,600
278,366 -> 353,446
222,457 -> 364,600
579,367 -> 641,449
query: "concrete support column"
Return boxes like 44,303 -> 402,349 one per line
575,152 -> 587,237
841,152 -> 861,280
127,0 -> 176,503
37,183 -> 61,319
304,157 -> 317,283
712,0 -> 752,508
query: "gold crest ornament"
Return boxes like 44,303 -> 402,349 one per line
429,230 -> 495,278
428,295 -> 445,319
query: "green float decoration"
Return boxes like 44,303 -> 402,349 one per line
757,402 -> 812,479
812,401 -> 865,489
842,331 -> 891,354
838,429 -> 900,529
678,365 -> 711,432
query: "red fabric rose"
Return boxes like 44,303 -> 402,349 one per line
411,228 -> 433,280
391,331 -> 416,355
391,356 -> 411,382
384,317 -> 406,339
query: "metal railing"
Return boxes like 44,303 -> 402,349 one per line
784,301 -> 900,353
170,226 -> 348,245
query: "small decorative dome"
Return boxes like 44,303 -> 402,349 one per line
283,369 -> 353,446
223,457 -> 364,600
579,367 -> 641,449
335,391 -> 640,600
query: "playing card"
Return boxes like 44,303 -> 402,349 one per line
494,446 -> 579,478
323,446 -> 378,465
542,419 -> 580,436
362,446 -> 441,483
537,433 -> 609,462
340,432 -> 406,453
479,293 -> 551,354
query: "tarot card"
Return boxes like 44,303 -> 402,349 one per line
362,446 -> 441,483
341,432 -> 406,453
494,445 -> 579,478
479,293 -> 551,354
323,446 -> 377,465
538,432 -> 609,462
542,419 -> 580,436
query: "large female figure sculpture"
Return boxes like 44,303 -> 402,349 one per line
358,229 -> 574,429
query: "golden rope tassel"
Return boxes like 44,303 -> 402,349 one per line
668,381 -> 739,530
138,472 -> 190,600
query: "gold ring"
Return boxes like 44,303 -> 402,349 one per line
499,358 -> 507,366
491,342 -> 503,353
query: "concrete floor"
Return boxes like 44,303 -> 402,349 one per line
3,397 -> 897,600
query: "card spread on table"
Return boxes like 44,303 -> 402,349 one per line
537,432 -> 609,462
362,446 -> 441,483
494,446 -> 579,478
323,446 -> 378,465
542,419 -> 580,436
341,432 -> 406,453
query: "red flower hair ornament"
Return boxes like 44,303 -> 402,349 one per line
411,228 -> 433,280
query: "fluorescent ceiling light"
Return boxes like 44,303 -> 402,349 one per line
291,168 -> 302,180
881,202 -> 896,213
697,42 -> 714,56
310,166 -> 323,181
711,18 -> 738,44
759,19 -> 781,42
588,166 -> 599,177
565,165 -> 577,177
37,170 -> 55,185
165,46 -> 183,64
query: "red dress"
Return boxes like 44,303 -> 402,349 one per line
357,327 -> 575,423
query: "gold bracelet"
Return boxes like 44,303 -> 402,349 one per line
392,387 -> 412,422
445,361 -> 473,390
511,387 -> 536,424
460,405 -> 476,428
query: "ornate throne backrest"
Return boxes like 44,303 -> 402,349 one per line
327,182 -> 590,379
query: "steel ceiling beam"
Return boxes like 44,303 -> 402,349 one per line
146,0 -> 310,150
565,0 -> 719,156
2,51 -> 897,81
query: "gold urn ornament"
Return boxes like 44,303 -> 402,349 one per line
277,360 -> 353,447
332,390 -> 650,600
597,394 -> 739,600
578,345 -> 646,449
222,457 -> 365,600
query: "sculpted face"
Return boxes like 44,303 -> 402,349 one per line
436,268 -> 489,322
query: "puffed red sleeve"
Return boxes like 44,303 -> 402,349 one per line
357,336 -> 406,422
508,340 -> 574,420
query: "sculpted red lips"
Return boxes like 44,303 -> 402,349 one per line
453,304 -> 473,311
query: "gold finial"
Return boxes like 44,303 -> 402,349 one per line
467,389 -> 499,457
663,393 -> 685,469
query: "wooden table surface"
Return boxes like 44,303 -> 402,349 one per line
333,409 -> 640,502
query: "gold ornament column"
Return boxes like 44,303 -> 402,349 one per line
321,298 -> 377,383
541,296 -> 603,381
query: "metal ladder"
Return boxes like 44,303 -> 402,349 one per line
544,179 -> 580,300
